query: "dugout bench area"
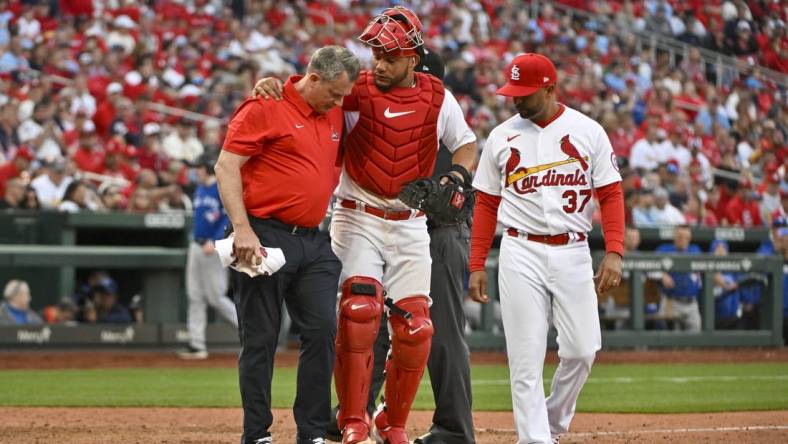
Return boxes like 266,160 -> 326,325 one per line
0,212 -> 783,349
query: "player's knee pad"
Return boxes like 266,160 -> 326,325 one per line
337,276 -> 384,350
388,295 -> 433,370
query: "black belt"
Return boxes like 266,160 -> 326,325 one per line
669,296 -> 696,303
250,216 -> 319,236
426,218 -> 470,230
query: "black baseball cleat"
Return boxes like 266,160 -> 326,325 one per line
412,433 -> 448,444
296,438 -> 326,444
176,345 -> 208,360
325,406 -> 342,442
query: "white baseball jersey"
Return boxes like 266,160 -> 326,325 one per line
337,88 -> 476,210
473,104 -> 621,235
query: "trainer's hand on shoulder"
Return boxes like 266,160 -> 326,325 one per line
594,252 -> 622,294
469,270 -> 489,303
233,225 -> 263,267
252,77 -> 284,100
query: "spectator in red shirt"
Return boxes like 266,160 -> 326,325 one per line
100,144 -> 137,182
608,113 -> 641,158
725,180 -> 763,227
0,147 -> 32,197
705,186 -> 728,224
136,123 -> 168,172
93,82 -> 124,138
62,110 -> 90,148
71,121 -> 104,174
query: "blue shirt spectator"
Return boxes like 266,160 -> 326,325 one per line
0,37 -> 29,73
0,280 -> 43,325
0,10 -> 13,47
604,70 -> 627,93
84,277 -> 132,324
695,106 -> 731,134
710,240 -> 741,323
656,241 -> 702,299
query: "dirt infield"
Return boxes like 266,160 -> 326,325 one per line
1,348 -> 787,443
1,407 -> 786,443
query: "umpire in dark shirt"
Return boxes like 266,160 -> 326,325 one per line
327,48 -> 476,444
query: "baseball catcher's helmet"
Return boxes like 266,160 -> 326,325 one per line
358,6 -> 424,56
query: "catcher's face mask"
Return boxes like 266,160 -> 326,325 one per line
358,6 -> 424,57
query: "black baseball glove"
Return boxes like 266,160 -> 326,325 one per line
399,165 -> 474,225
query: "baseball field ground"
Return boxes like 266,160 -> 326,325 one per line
1,349 -> 787,443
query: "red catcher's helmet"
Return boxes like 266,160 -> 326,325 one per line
358,6 -> 424,57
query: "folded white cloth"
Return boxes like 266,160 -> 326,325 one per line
215,234 -> 286,277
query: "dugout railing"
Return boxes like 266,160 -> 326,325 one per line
0,212 -> 783,349
471,251 -> 784,349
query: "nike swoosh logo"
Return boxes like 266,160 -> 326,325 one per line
384,107 -> 415,118
350,304 -> 365,310
507,134 -> 521,142
295,124 -> 304,128
408,325 -> 425,335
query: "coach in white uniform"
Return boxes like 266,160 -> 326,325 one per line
468,53 -> 626,444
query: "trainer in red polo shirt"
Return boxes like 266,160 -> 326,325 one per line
214,46 -> 359,444
222,75 -> 344,228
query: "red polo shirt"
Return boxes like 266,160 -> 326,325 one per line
222,75 -> 343,227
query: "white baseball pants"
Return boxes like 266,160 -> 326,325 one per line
498,235 -> 601,444
330,207 -> 431,304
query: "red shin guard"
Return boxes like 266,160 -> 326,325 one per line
382,296 -> 433,428
334,276 -> 384,433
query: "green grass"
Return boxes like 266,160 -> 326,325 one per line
1,363 -> 786,413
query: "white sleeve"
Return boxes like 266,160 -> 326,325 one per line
629,140 -> 645,170
17,120 -> 42,143
437,89 -> 476,152
591,123 -> 622,188
472,131 -> 503,196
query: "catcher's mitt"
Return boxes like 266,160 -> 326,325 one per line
399,166 -> 474,225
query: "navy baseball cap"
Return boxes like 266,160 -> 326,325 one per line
94,277 -> 118,295
773,214 -> 787,228
415,48 -> 444,81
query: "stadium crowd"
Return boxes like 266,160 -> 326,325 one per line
0,0 -> 783,228
0,0 -> 782,338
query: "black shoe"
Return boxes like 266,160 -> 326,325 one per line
413,433 -> 448,444
296,439 -> 326,444
325,406 -> 342,442
176,345 -> 208,360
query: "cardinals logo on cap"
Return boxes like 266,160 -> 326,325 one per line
511,65 -> 520,81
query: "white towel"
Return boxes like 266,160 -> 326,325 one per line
215,234 -> 286,278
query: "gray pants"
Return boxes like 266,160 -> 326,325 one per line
659,296 -> 701,332
367,222 -> 476,443
185,241 -> 238,351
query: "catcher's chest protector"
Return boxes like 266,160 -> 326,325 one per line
344,71 -> 445,198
